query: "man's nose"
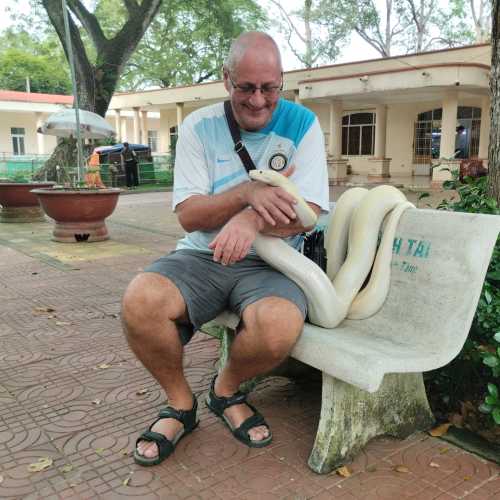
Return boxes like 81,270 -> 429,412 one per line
248,88 -> 266,106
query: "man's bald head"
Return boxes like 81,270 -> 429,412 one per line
224,31 -> 282,76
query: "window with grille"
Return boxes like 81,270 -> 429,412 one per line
341,112 -> 375,156
11,127 -> 26,156
413,107 -> 481,162
147,130 -> 158,152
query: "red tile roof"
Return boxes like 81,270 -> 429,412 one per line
0,90 -> 73,104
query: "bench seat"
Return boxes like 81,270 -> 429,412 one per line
205,208 -> 500,474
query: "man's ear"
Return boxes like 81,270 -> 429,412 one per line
223,68 -> 231,93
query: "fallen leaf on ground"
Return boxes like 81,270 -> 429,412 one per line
136,389 -> 148,396
122,472 -> 133,487
0,475 -> 3,484
33,307 -> 56,314
96,364 -> 111,370
439,447 -> 449,454
28,457 -> 53,472
394,465 -> 410,473
429,462 -> 440,468
429,423 -> 451,437
55,321 -> 71,326
120,449 -> 130,456
336,466 -> 352,477
95,448 -> 105,455
366,465 -> 377,472
92,399 -> 101,405
60,464 -> 73,473
464,475 -> 472,481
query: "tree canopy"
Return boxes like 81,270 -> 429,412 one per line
116,0 -> 267,90
0,28 -> 71,94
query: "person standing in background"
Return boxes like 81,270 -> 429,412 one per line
121,142 -> 139,189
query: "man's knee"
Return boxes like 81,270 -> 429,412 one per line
245,297 -> 304,359
121,273 -> 186,335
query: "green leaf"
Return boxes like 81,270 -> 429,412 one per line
489,383 -> 499,398
483,355 -> 500,367
484,289 -> 492,304
494,331 -> 500,343
493,408 -> 500,425
418,192 -> 430,200
479,403 -> 492,413
485,395 -> 497,405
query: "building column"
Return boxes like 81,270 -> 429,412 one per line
294,90 -> 301,104
114,110 -> 122,143
176,103 -> 184,128
133,107 -> 140,144
478,96 -> 490,165
140,110 -> 148,145
368,104 -> 391,178
327,100 -> 347,183
35,112 -> 45,155
159,109 -> 171,153
374,104 -> 387,158
433,92 -> 459,184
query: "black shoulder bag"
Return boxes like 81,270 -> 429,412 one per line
223,100 -> 327,271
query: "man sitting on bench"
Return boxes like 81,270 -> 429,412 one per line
121,31 -> 329,466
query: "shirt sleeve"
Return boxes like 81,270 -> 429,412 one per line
172,117 -> 210,210
289,117 -> 330,213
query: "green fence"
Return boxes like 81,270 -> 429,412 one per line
0,155 -> 49,181
0,153 -> 175,187
98,154 -> 174,187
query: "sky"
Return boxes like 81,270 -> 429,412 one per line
260,0 -> 381,69
0,0 -> 381,72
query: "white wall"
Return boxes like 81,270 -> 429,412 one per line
0,111 -> 57,156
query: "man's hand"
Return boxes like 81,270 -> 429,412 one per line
245,166 -> 297,226
208,210 -> 263,265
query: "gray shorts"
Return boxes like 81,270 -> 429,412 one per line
144,249 -> 307,345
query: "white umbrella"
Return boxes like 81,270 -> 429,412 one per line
38,109 -> 115,139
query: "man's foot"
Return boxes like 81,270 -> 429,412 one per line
206,376 -> 272,447
134,397 -> 198,466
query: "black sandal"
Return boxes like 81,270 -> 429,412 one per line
205,376 -> 272,448
134,397 -> 199,466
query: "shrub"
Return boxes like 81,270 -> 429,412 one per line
428,172 -> 500,427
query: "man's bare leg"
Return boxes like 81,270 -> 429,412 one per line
122,273 -> 194,459
214,297 -> 304,442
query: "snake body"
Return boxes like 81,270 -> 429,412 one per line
248,169 -> 414,328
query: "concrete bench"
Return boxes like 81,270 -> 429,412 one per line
202,208 -> 500,474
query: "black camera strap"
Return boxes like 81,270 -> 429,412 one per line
224,100 -> 256,173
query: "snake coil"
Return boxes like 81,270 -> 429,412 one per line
248,169 -> 414,328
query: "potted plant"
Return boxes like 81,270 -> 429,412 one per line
0,173 -> 55,223
31,184 -> 121,242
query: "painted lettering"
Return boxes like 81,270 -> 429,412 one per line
393,237 -> 403,255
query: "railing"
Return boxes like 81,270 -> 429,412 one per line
0,153 -> 175,186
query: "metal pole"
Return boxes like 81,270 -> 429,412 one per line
62,0 -> 84,184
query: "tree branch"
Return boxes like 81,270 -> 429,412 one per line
66,0 -> 107,51
268,0 -> 307,44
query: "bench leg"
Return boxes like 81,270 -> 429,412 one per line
215,326 -> 260,393
308,372 -> 435,474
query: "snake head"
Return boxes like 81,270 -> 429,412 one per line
249,169 -> 283,187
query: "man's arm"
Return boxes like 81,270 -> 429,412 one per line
208,201 -> 321,265
175,173 -> 298,233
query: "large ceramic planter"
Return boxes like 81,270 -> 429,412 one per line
0,182 -> 56,222
31,188 -> 122,243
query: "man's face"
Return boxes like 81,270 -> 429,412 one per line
224,48 -> 282,132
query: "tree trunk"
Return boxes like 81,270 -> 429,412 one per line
488,0 -> 500,205
36,0 -> 162,182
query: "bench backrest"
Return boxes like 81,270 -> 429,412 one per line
342,208 -> 500,372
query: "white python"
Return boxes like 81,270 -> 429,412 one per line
248,169 -> 415,328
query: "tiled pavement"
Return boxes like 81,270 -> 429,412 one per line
0,188 -> 498,499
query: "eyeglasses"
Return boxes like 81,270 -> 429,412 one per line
228,74 -> 283,97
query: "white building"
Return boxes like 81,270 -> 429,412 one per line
0,43 -> 491,185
